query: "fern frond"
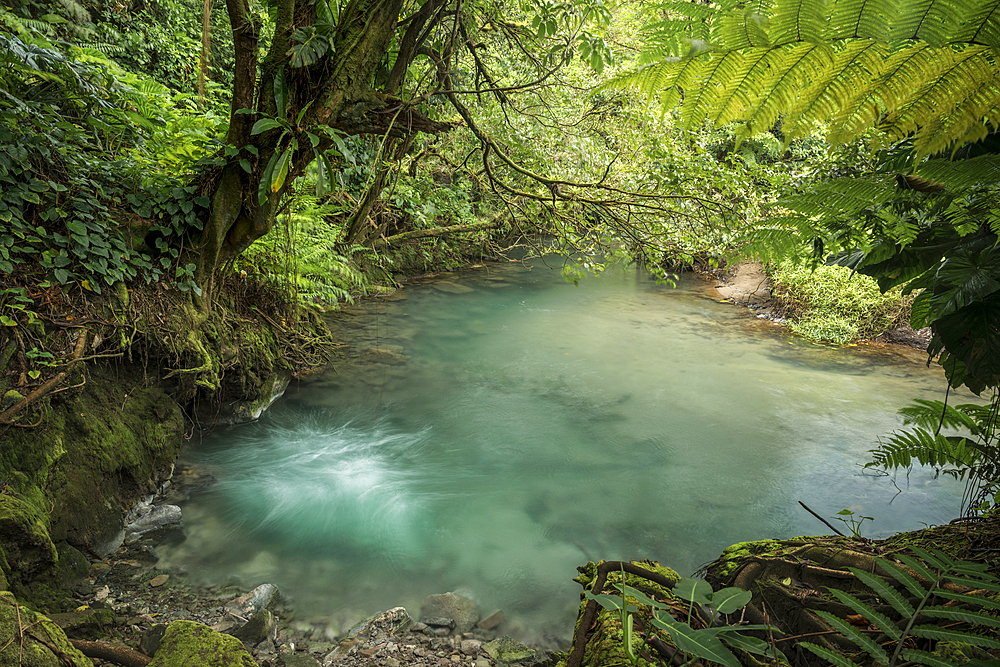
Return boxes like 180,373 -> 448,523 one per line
814,609 -> 891,664
883,45 -> 995,155
829,0 -> 900,39
917,154 -> 1000,189
716,11 -> 771,49
768,0 -> 829,44
782,39 -> 887,142
896,398 -> 981,432
869,428 -> 982,470
955,0 -> 1000,50
741,42 -> 834,135
825,588 -> 902,640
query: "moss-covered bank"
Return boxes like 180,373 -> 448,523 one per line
0,280 -> 334,610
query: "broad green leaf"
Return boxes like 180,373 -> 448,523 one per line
814,610 -> 889,664
719,632 -> 787,662
270,148 -> 293,193
617,584 -> 671,609
709,588 -> 752,614
584,591 -> 624,611
847,567 -> 915,617
274,67 -> 288,119
651,613 -> 740,667
251,118 -> 284,135
258,151 -> 281,205
674,578 -> 713,605
0,315 -> 16,326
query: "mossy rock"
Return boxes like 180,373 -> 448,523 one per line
0,495 -> 57,583
0,592 -> 92,667
148,620 -> 256,667
564,560 -> 681,667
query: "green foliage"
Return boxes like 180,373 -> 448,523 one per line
237,192 -> 369,308
602,0 -> 999,158
802,548 -> 1000,667
770,261 -> 911,344
587,576 -> 784,667
867,395 -> 1000,514
832,508 -> 875,539
0,16 -> 219,294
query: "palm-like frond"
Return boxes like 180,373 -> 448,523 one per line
603,0 -> 1000,157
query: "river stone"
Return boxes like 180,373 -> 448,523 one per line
225,583 -> 280,616
141,623 -> 168,656
432,282 -> 474,294
477,610 -> 505,631
149,620 -> 256,667
279,654 -> 321,667
0,593 -> 93,667
482,636 -> 535,663
345,607 -> 412,640
419,592 -> 479,634
230,608 -> 276,647
125,504 -> 183,545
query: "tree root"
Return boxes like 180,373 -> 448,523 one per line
69,638 -> 151,667
0,330 -> 87,425
565,560 -> 677,667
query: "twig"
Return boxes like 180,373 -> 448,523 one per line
798,500 -> 847,537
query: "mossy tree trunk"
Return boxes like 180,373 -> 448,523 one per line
193,0 -> 453,307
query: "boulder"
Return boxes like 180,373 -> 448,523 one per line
148,620 -> 256,667
345,607 -> 412,640
0,592 -> 92,667
125,504 -> 183,545
419,592 -> 479,634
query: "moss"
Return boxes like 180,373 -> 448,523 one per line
148,620 -> 256,667
712,540 -> 781,578
933,641 -> 995,665
0,592 -> 92,667
0,495 -> 57,581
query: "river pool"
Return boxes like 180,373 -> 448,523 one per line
159,258 -> 970,641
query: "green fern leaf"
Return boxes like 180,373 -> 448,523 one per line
800,642 -> 860,667
848,567 -> 915,617
814,610 -> 890,663
825,588 -> 902,640
902,648 -> 966,667
876,559 -> 927,601
948,577 -> 1000,593
768,0 -> 828,44
921,607 -> 1000,628
909,624 -> 1000,649
935,590 -> 1000,609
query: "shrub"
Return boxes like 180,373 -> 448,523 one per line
771,260 -> 911,344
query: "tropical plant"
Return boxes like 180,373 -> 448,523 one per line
801,547 -> 1000,667
770,260 -> 911,344
868,396 -> 1000,515
586,575 -> 786,666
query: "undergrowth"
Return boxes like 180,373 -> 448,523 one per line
770,260 -> 912,344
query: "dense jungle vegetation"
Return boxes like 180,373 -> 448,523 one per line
2,0 -> 1000,664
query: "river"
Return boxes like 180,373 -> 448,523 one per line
159,258 -> 970,641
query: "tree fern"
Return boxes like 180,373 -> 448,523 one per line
602,0 -> 1000,156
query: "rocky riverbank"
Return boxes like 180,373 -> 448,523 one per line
51,531 -> 546,667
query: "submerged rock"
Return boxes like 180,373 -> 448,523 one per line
225,583 -> 280,617
419,592 -> 479,634
482,635 -> 535,663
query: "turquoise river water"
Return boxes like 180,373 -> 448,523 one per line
160,259 -> 972,640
